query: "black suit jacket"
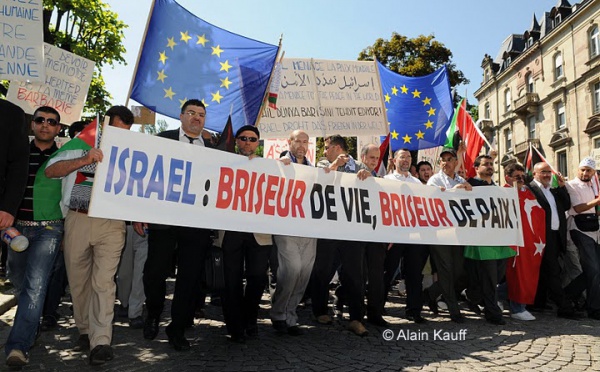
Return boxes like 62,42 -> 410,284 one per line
527,181 -> 571,250
0,99 -> 29,217
158,128 -> 213,147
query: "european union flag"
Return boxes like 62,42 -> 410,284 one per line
130,0 -> 279,133
377,61 -> 453,151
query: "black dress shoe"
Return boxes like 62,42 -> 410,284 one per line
486,317 -> 506,325
367,316 -> 389,327
165,325 -> 190,351
271,320 -> 287,332
406,313 -> 427,324
450,314 -> 466,323
557,310 -> 580,320
287,325 -> 305,336
89,345 -> 114,365
143,317 -> 160,340
526,304 -> 552,313
467,301 -> 482,315
228,333 -> 246,344
73,334 -> 90,351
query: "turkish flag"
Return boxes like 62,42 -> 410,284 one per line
505,185 -> 546,304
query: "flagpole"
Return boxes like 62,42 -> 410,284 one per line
253,35 -> 283,128
124,0 -> 157,109
372,57 -> 393,171
532,145 -> 559,174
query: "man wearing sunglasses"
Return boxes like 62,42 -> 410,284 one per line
135,99 -> 213,352
5,106 -> 63,367
220,125 -> 273,343
45,105 -> 134,365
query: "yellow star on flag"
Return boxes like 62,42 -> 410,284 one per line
402,134 -> 412,143
219,60 -> 232,72
158,51 -> 168,64
163,87 -> 175,100
427,107 -> 436,116
220,76 -> 232,89
422,97 -> 431,106
415,130 -> 425,140
166,37 -> 177,50
400,85 -> 408,94
180,31 -> 192,43
196,34 -> 208,46
201,99 -> 209,108
412,89 -> 421,98
211,45 -> 224,57
385,94 -> 391,103
391,86 -> 398,95
156,69 -> 167,83
178,97 -> 188,108
424,120 -> 433,129
391,130 -> 399,140
211,90 -> 223,103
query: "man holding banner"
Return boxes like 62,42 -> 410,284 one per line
45,106 -> 134,365
137,99 -> 213,351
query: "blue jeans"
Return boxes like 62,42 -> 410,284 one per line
5,222 -> 63,355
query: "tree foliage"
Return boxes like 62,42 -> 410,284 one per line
358,33 -> 469,88
0,0 -> 127,115
140,119 -> 169,135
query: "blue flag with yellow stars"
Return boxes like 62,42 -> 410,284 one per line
377,61 -> 453,151
131,0 -> 278,134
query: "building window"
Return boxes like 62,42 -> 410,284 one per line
505,89 -> 511,112
554,53 -> 563,80
594,82 -> 600,115
556,101 -> 566,130
594,136 -> 600,149
484,69 -> 490,83
527,74 -> 534,93
528,37 -> 534,47
484,102 -> 490,119
557,150 -> 568,178
505,128 -> 512,152
554,14 -> 562,28
591,25 -> 600,58
527,115 -> 536,139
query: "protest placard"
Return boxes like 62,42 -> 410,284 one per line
89,126 -> 523,247
263,137 -> 317,164
7,43 -> 95,124
258,59 -> 387,139
0,0 -> 44,81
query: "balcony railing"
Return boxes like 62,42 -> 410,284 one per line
514,138 -> 541,155
513,93 -> 540,116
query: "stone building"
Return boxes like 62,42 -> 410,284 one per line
474,0 -> 600,181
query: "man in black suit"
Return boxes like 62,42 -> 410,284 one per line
135,99 -> 212,351
527,161 -> 577,318
0,99 -> 29,230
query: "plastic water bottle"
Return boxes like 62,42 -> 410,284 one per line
1,227 -> 29,252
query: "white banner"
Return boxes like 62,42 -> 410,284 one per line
7,43 -> 95,124
89,126 -> 523,246
0,0 -> 44,81
258,58 -> 387,139
263,138 -> 316,164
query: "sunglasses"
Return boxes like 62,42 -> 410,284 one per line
237,136 -> 258,142
33,117 -> 59,126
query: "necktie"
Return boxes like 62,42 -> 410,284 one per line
184,135 -> 197,144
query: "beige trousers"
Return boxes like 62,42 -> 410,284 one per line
63,210 -> 125,348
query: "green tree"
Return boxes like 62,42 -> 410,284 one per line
315,136 -> 357,161
358,33 -> 469,88
140,119 -> 169,135
1,0 -> 128,115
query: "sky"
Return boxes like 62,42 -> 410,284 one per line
102,0 -> 561,129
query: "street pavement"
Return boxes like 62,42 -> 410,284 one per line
1,281 -> 600,371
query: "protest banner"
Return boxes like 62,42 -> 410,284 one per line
0,0 -> 44,81
6,43 -> 95,124
263,137 -> 316,164
89,126 -> 523,246
258,59 -> 387,139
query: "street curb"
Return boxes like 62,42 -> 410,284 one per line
0,293 -> 16,316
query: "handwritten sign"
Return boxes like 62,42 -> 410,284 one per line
258,59 -> 387,139
263,137 -> 316,164
7,43 -> 95,124
88,126 -> 523,247
0,0 -> 44,81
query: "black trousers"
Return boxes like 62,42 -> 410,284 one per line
427,245 -> 465,316
465,258 -> 506,320
143,226 -> 211,333
365,242 -> 387,318
221,231 -> 271,337
311,239 -> 365,321
384,244 -> 429,316
535,231 -> 572,312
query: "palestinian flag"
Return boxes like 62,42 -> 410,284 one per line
523,142 -> 559,187
32,119 -> 99,219
504,184 -> 546,304
444,98 -> 485,179
267,61 -> 282,109
216,115 -> 236,153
